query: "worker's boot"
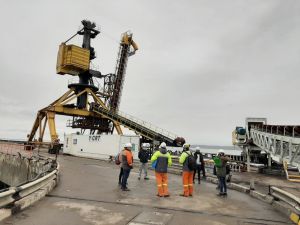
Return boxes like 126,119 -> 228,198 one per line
122,187 -> 130,191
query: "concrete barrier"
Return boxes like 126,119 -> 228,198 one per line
0,179 -> 57,222
0,153 -> 53,187
250,190 -> 274,204
0,152 -> 59,222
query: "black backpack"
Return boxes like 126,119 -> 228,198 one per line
226,164 -> 231,175
187,152 -> 197,170
139,150 -> 149,163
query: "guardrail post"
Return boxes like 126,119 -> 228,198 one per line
245,146 -> 251,172
268,153 -> 272,168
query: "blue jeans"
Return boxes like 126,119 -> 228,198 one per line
121,169 -> 131,189
218,176 -> 227,193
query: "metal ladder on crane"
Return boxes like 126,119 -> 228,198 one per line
106,32 -> 138,112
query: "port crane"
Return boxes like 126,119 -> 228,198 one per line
27,20 -> 185,151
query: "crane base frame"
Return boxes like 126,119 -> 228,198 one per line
27,87 -> 123,145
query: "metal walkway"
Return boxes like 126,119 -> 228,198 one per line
250,125 -> 300,174
91,103 -> 180,146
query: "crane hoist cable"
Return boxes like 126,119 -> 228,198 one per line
101,31 -> 120,44
63,28 -> 84,44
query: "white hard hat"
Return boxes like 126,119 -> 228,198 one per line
125,143 -> 132,149
159,142 -> 166,149
196,146 -> 200,151
218,149 -> 225,154
142,143 -> 150,149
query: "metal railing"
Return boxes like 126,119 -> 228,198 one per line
0,151 -> 59,209
251,125 -> 300,138
270,186 -> 300,213
91,104 -> 179,145
0,165 -> 58,208
0,163 -> 58,208
250,128 -> 300,171
116,110 -> 178,140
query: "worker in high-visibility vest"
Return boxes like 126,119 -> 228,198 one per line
179,144 -> 195,197
151,142 -> 172,197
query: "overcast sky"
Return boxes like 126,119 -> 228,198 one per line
0,0 -> 300,145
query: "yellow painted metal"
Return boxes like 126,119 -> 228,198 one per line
89,90 -> 107,108
28,112 -> 46,142
113,122 -> 123,135
232,130 -> 237,145
283,161 -> 300,182
44,88 -> 74,108
38,115 -> 42,139
40,117 -> 48,142
290,212 -> 299,224
121,33 -> 130,45
52,106 -> 93,117
28,86 -> 126,144
28,29 -> 140,145
54,89 -> 74,106
47,112 -> 58,141
131,40 -> 138,51
121,33 -> 138,51
56,43 -> 90,76
58,89 -> 88,107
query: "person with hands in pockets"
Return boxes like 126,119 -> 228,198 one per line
151,142 -> 172,197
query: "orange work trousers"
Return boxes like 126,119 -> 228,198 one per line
155,172 -> 169,196
182,171 -> 194,196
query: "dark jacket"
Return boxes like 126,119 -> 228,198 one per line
216,156 -> 229,177
138,149 -> 149,163
150,148 -> 172,173
194,152 -> 204,166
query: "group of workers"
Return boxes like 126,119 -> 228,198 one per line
117,142 -> 229,197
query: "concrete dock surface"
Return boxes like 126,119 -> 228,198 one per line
1,155 -> 292,225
